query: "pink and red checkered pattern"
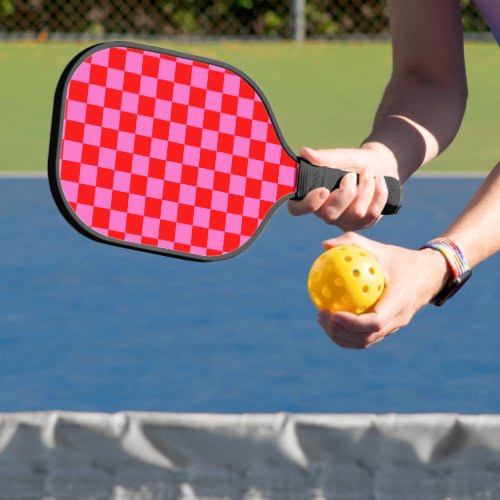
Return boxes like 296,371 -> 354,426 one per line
58,46 -> 298,257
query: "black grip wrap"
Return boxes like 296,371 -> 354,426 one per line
293,157 -> 402,215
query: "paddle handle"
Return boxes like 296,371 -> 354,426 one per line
293,157 -> 402,215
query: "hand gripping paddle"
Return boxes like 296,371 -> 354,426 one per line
49,41 -> 401,261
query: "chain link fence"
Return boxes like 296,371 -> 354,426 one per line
0,0 -> 491,40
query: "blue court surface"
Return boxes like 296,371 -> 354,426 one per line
0,176 -> 498,413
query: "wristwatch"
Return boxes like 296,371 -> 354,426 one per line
421,238 -> 472,306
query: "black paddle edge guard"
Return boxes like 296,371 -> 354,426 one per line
47,41 -> 299,263
293,157 -> 402,215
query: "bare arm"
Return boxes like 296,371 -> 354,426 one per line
441,162 -> 500,267
363,0 -> 468,181
289,0 -> 468,226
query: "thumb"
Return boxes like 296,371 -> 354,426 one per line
322,231 -> 368,250
300,146 -> 326,166
300,146 -> 364,170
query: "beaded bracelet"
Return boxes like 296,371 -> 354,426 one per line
421,238 -> 470,278
420,238 -> 472,306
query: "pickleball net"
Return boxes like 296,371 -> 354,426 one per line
1,412 -> 500,499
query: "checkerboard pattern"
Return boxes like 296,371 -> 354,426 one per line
58,46 -> 298,257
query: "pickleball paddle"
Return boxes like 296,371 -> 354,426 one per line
48,41 -> 401,261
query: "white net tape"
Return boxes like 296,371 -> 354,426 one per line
0,412 -> 500,499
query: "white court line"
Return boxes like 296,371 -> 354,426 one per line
0,170 -> 489,179
0,171 -> 47,178
414,170 -> 487,178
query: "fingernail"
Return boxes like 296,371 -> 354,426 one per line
319,188 -> 329,200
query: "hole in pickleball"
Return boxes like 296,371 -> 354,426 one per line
334,277 -> 344,287
322,286 -> 332,299
352,269 -> 360,277
356,306 -> 366,314
333,303 -> 341,311
327,264 -> 335,272
378,284 -> 382,291
342,295 -> 351,304
362,285 -> 369,293
313,271 -> 321,282
359,251 -> 367,257
369,267 -> 376,275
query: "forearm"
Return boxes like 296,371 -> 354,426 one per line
418,162 -> 500,302
441,162 -> 500,267
362,72 -> 467,183
361,0 -> 467,183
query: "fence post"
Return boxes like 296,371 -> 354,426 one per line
293,0 -> 306,42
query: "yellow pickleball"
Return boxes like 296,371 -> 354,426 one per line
308,245 -> 385,314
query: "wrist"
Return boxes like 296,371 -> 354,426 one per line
361,141 -> 399,178
417,248 -> 453,304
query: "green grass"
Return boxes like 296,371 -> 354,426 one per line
0,41 -> 497,172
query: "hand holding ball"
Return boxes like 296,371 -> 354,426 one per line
308,245 -> 385,314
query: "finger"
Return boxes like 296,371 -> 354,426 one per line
364,335 -> 386,348
339,214 -> 383,232
300,146 -> 328,166
321,322 -> 365,349
330,316 -> 391,349
315,172 -> 357,224
330,311 -> 385,335
365,213 -> 384,229
322,231 -> 370,251
288,187 -> 330,216
362,174 -> 389,225
317,310 -> 332,330
292,146 -> 365,221
330,167 -> 384,232
318,311 -> 370,349
331,323 -> 372,348
366,290 -> 410,336
332,290 -> 403,339
385,328 -> 400,337
331,336 -> 365,349
326,171 -> 390,231
319,310 -> 391,349
343,164 -> 376,221
329,326 -> 378,349
361,328 -> 398,348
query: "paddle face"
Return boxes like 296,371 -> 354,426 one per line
49,42 -> 298,261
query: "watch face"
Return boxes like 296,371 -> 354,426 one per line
432,269 -> 472,306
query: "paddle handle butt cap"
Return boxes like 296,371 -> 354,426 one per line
293,157 -> 402,215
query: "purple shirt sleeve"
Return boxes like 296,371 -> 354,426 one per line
473,0 -> 500,45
